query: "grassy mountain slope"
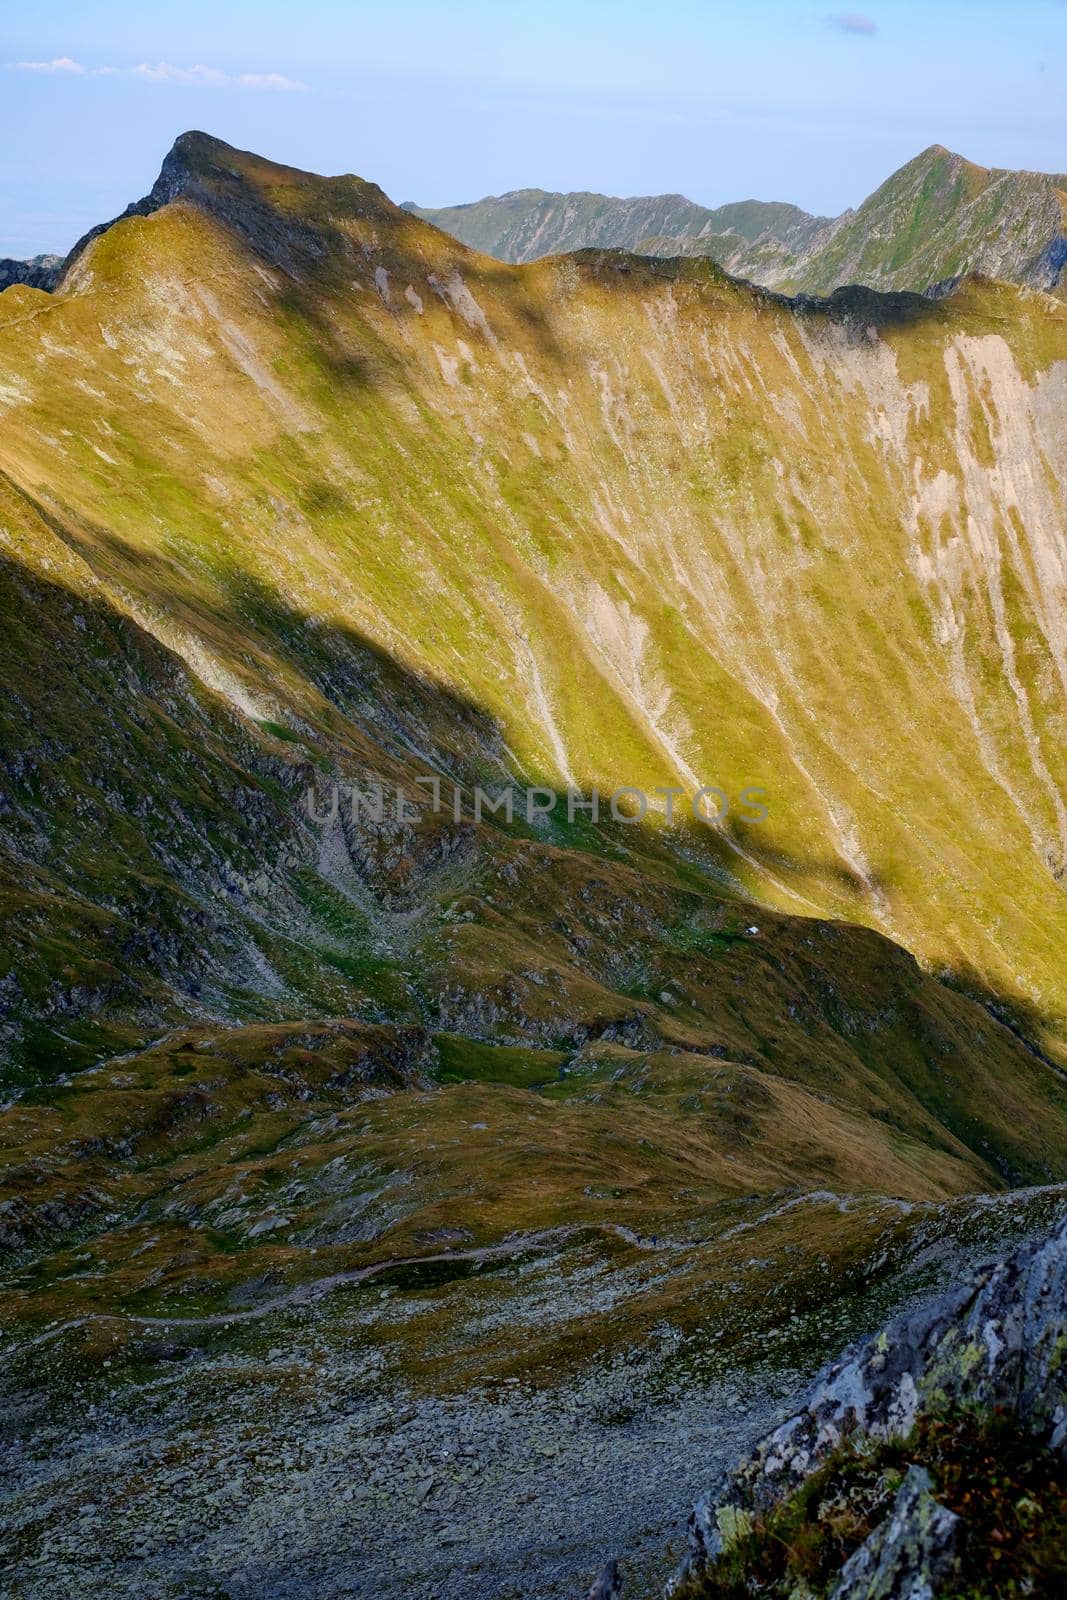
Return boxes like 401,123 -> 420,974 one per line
791,144 -> 1067,295
4,436 -> 1064,1187
2,128 -> 1066,1599
410,145 -> 1067,295
3,133 -> 1065,1053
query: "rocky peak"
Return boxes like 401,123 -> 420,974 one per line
55,129 -> 412,290
0,253 -> 63,292
143,129 -> 234,201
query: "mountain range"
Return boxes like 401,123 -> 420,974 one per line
0,252 -> 62,292
1,130 -> 1065,1597
409,144 -> 1067,295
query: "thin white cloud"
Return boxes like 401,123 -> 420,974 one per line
131,62 -> 230,86
829,12 -> 879,35
12,57 -> 87,74
239,72 -> 307,90
9,58 -> 308,90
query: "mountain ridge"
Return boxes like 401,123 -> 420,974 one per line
0,252 -> 63,292
409,143 -> 1067,295
406,182 -> 832,275
11,136 -> 1066,304
2,130 -> 1066,1069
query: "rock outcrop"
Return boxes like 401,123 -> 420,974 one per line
672,1210 -> 1067,1594
829,1466 -> 960,1600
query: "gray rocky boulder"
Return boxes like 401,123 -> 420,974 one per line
587,1557 -> 623,1598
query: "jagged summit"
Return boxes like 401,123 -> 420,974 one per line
904,141 -> 1060,183
0,252 -> 62,292
793,142 -> 1067,294
153,128 -> 394,197
159,126 -> 236,171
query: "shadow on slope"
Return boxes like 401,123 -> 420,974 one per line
3,480 -> 1067,1190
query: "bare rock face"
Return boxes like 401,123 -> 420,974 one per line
674,1211 -> 1067,1587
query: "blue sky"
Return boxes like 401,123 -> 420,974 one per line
2,0 -> 1066,256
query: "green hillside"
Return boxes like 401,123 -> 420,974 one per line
409,187 -> 828,269
791,144 -> 1067,294
410,145 -> 1067,295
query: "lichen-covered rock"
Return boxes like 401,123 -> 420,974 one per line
677,1210 -> 1067,1582
828,1466 -> 959,1600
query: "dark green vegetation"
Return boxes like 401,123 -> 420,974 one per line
676,1410 -> 1067,1599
